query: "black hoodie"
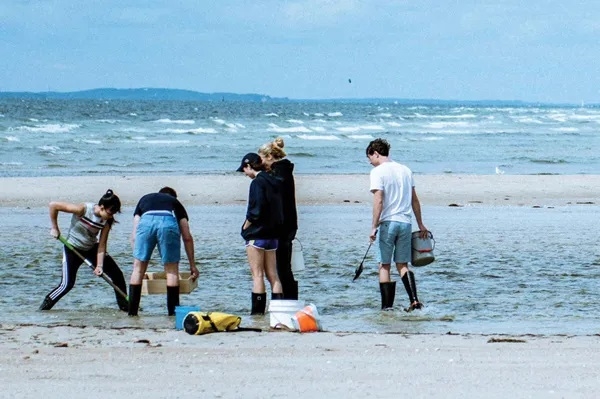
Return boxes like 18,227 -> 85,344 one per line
241,171 -> 283,240
270,158 -> 298,239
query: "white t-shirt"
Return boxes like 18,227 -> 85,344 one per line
369,161 -> 414,224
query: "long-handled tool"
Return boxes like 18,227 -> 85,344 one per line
57,235 -> 129,302
353,241 -> 373,281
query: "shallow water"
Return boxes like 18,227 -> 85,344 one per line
1,204 -> 599,335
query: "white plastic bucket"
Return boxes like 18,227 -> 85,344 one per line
411,231 -> 435,267
268,299 -> 305,330
291,239 -> 305,272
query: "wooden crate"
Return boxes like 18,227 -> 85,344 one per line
141,271 -> 198,295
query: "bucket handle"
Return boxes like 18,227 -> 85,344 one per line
412,231 -> 435,251
293,238 -> 303,251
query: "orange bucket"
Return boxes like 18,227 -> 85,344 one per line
292,304 -> 322,333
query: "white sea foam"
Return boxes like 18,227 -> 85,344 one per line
296,134 -> 341,141
310,126 -> 327,132
96,119 -> 118,124
264,113 -> 279,117
82,139 -> 102,144
286,119 -> 304,124
131,136 -> 147,140
15,123 -> 80,133
29,118 -> 39,122
425,121 -> 473,129
551,127 -> 579,133
387,122 -> 402,127
267,124 -> 312,133
1,161 -> 23,166
347,134 -> 375,140
314,113 -> 324,117
327,112 -> 343,117
377,113 -> 392,117
5,136 -> 19,142
119,127 -> 148,133
211,118 -> 226,125
129,113 -> 138,116
154,118 -> 195,124
164,128 -> 218,134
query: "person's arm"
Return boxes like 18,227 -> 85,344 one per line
370,189 -> 383,241
49,202 -> 86,239
179,218 -> 199,280
411,187 -> 428,236
244,180 -> 263,229
94,224 -> 111,276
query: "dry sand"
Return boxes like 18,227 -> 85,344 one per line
2,174 -> 599,208
0,324 -> 598,398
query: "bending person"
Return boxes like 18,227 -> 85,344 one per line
258,137 -> 299,299
128,187 -> 199,316
40,189 -> 127,311
237,152 -> 284,314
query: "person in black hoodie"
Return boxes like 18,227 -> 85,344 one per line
258,137 -> 299,300
237,152 -> 284,314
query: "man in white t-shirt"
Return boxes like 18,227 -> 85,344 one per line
366,138 -> 428,311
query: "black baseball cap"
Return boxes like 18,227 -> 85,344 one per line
236,152 -> 261,172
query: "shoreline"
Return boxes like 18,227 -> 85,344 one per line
2,174 -> 599,208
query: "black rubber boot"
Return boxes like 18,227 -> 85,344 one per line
39,295 -> 55,311
116,294 -> 129,312
402,271 -> 423,311
128,284 -> 142,316
379,282 -> 396,310
167,286 -> 180,316
271,292 -> 284,300
251,292 -> 267,315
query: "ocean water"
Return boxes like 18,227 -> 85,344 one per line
1,99 -> 599,335
1,204 -> 599,335
1,99 -> 600,177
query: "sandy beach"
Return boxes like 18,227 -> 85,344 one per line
2,173 -> 599,398
2,174 -> 599,208
0,324 -> 598,398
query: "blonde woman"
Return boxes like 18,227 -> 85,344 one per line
258,138 -> 299,300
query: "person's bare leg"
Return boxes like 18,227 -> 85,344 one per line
264,250 -> 283,295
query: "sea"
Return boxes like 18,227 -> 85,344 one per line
1,98 -> 599,335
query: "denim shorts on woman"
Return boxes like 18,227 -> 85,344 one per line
377,221 -> 412,264
134,213 -> 181,263
245,239 -> 278,251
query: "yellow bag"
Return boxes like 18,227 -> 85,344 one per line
184,311 -> 245,335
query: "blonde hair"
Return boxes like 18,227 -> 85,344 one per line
258,137 -> 287,160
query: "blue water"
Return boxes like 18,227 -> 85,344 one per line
1,99 -> 599,177
1,99 -> 599,335
1,204 -> 599,335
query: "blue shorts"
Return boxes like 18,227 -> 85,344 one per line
377,221 -> 412,264
245,239 -> 278,251
134,214 -> 181,264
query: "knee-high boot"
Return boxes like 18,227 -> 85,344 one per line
167,286 -> 180,316
379,282 -> 396,310
271,292 -> 284,300
401,271 -> 422,310
128,284 -> 142,316
251,292 -> 267,315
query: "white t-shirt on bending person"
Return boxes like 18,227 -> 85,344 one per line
369,161 -> 414,224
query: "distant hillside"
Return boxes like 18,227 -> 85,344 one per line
0,88 -> 284,102
0,88 -> 585,107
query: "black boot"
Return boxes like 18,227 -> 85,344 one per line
167,286 -> 180,316
39,295 -> 55,311
379,282 -> 396,310
116,294 -> 129,312
251,292 -> 267,315
128,284 -> 142,316
271,292 -> 284,300
401,271 -> 422,311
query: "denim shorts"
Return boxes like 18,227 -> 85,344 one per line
245,239 -> 278,251
134,214 -> 181,263
377,221 -> 412,264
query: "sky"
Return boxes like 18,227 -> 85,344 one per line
1,1 -> 599,103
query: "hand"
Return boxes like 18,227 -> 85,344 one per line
50,228 -> 60,239
369,228 -> 378,242
418,226 -> 429,239
189,265 -> 199,281
93,266 -> 103,276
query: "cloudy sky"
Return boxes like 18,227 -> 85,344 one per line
1,1 -> 599,103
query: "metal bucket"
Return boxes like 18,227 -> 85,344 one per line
411,231 -> 435,267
